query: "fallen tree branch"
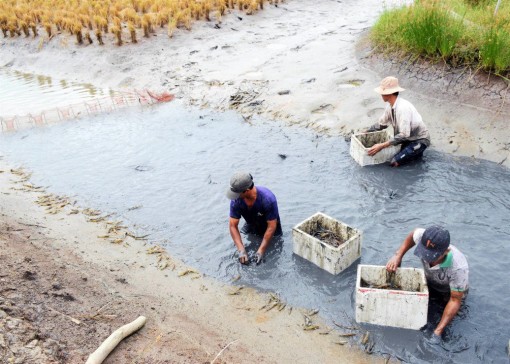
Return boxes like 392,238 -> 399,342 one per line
47,306 -> 81,325
210,339 -> 239,364
85,316 -> 147,364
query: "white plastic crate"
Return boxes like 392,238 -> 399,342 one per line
292,212 -> 362,275
355,264 -> 429,330
350,130 -> 401,166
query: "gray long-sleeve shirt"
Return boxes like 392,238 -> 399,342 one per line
369,97 -> 430,146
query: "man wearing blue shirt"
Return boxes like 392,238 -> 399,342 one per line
226,172 -> 282,265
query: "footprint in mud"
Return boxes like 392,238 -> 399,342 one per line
367,107 -> 385,118
52,292 -> 75,301
134,165 -> 153,172
311,104 -> 334,113
361,97 -> 378,107
22,271 -> 37,281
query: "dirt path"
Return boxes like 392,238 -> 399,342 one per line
0,162 -> 383,363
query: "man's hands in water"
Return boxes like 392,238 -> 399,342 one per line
238,249 -> 248,264
237,250 -> 263,265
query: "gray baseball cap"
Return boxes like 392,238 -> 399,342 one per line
414,225 -> 450,263
226,172 -> 254,200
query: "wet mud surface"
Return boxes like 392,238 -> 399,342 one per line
0,221 -> 138,363
1,103 -> 509,363
357,36 -> 510,115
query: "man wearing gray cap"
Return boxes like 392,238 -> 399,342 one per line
386,226 -> 469,344
226,172 -> 282,265
366,76 -> 430,166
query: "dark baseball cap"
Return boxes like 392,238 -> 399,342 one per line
414,225 -> 450,263
226,172 -> 254,200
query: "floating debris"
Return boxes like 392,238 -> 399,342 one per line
23,183 -> 44,191
260,292 -> 287,312
146,245 -> 174,270
126,232 -> 150,240
228,286 -> 244,295
338,333 -> 356,337
332,320 -> 359,331
303,325 -> 320,331
231,274 -> 241,283
334,340 -> 348,345
178,269 -> 200,277
307,308 -> 319,316
302,310 -> 321,331
361,331 -> 370,345
107,221 -> 127,234
10,168 -> 32,182
158,261 -> 170,270
147,246 -> 166,255
82,208 -> 101,216
88,216 -> 106,223
347,79 -> 365,87
35,194 -> 70,214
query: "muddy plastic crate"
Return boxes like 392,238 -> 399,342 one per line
355,265 -> 429,330
292,212 -> 362,275
350,130 -> 401,166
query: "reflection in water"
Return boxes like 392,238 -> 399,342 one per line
0,68 -> 110,116
0,102 -> 509,364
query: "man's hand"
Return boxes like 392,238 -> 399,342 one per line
254,252 -> 263,265
386,254 -> 401,272
425,332 -> 441,346
367,143 -> 385,156
238,249 -> 248,264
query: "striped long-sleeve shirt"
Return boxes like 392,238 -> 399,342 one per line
368,97 -> 430,146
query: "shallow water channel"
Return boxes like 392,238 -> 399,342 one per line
1,96 -> 509,362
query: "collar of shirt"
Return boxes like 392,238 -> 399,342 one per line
440,251 -> 453,268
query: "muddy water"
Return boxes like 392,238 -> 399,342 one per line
0,102 -> 509,363
0,68 -> 113,116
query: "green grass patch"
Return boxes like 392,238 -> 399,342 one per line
371,0 -> 510,76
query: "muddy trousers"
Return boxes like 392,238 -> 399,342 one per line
391,140 -> 428,165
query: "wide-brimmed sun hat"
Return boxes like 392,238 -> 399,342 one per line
414,225 -> 450,263
374,76 -> 405,95
226,172 -> 254,200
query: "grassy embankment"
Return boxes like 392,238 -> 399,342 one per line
371,0 -> 510,79
0,0 -> 279,47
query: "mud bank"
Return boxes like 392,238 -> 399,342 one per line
1,0 -> 507,167
356,35 -> 510,167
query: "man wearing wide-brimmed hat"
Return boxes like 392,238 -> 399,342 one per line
366,76 -> 431,167
386,226 -> 469,344
226,172 -> 282,265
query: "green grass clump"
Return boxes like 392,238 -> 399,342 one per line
371,0 -> 510,76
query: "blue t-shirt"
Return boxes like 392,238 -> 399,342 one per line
229,186 -> 282,236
